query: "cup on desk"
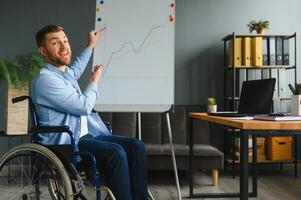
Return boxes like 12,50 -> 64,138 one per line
207,105 -> 217,113
291,95 -> 301,115
207,97 -> 217,113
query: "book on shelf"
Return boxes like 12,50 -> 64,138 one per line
283,37 -> 290,65
262,38 -> 268,65
252,37 -> 263,66
229,38 -> 242,66
254,114 -> 301,121
242,37 -> 252,66
276,36 -> 283,65
268,37 -> 276,65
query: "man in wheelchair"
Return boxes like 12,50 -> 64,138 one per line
30,24 -> 148,200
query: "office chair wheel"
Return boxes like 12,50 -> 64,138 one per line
0,143 -> 73,200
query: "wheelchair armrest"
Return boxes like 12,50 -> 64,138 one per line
30,125 -> 74,144
30,125 -> 77,163
30,125 -> 71,134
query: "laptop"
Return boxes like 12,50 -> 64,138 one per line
208,78 -> 276,117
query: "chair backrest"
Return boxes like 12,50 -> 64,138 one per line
12,95 -> 40,143
12,95 -> 38,128
27,97 -> 39,127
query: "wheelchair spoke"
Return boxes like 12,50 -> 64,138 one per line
0,144 -> 72,200
16,155 -> 31,185
30,153 -> 38,184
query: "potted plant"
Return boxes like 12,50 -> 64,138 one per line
288,83 -> 301,115
247,19 -> 270,34
207,97 -> 217,113
0,52 -> 43,135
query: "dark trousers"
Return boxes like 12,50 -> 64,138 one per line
78,134 -> 148,200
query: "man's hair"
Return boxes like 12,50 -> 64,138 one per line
35,25 -> 64,47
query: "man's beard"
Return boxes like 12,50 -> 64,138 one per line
47,50 -> 71,66
54,56 -> 71,66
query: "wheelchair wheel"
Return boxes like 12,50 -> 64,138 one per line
0,143 -> 73,200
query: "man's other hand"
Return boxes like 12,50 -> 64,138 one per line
87,29 -> 101,49
90,64 -> 103,83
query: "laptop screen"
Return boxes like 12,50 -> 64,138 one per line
238,78 -> 276,114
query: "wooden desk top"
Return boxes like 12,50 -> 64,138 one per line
189,112 -> 301,130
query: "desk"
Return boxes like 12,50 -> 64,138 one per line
189,112 -> 301,200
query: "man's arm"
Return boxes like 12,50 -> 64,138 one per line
35,64 -> 103,116
68,29 -> 101,80
35,73 -> 98,116
68,48 -> 93,80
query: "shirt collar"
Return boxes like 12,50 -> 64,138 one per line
44,63 -> 69,76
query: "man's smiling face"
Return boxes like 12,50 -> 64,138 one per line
39,30 -> 72,68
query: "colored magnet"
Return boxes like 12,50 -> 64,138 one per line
100,1 -> 104,4
170,3 -> 175,8
96,7 -> 101,12
97,18 -> 102,21
169,15 -> 174,22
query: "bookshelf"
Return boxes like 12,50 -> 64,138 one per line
222,32 -> 298,175
222,32 -> 297,111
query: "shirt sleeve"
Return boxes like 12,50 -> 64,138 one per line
35,72 -> 98,116
68,48 -> 93,80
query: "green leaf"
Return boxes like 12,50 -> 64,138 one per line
288,84 -> 296,95
6,59 -> 22,88
207,97 -> 216,105
288,83 -> 301,95
0,58 -> 12,84
0,52 -> 44,89
247,19 -> 270,33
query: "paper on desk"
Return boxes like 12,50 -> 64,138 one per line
254,115 -> 301,121
228,116 -> 254,120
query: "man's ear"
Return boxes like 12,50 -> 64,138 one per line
38,47 -> 47,57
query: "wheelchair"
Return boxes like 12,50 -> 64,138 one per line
0,96 -> 115,200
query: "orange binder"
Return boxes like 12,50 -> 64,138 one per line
252,37 -> 263,66
242,37 -> 252,66
229,38 -> 242,67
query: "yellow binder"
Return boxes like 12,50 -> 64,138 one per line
242,37 -> 252,66
229,38 -> 242,67
252,37 -> 263,66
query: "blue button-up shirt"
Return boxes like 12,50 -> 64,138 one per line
30,48 -> 111,146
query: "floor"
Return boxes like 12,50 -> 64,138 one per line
1,166 -> 301,199
147,166 -> 301,200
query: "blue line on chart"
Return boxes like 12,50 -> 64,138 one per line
102,24 -> 164,77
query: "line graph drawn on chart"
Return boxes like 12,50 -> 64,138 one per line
100,24 -> 165,77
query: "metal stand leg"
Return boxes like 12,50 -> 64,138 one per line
189,118 -> 194,197
100,186 -> 116,200
137,112 -> 155,200
166,113 -> 182,200
136,112 -> 181,200
148,188 -> 155,200
138,112 -> 142,140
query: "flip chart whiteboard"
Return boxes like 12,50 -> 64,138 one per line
93,0 -> 175,112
